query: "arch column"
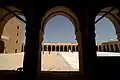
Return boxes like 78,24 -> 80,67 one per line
71,45 -> 72,51
97,46 -> 99,52
51,45 -> 52,51
105,45 -> 107,52
55,45 -> 56,51
67,45 -> 68,51
74,45 -> 76,52
113,44 -> 116,52
46,45 -> 48,51
58,45 -> 60,52
109,44 -> 111,52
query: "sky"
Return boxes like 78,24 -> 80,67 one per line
20,15 -> 117,43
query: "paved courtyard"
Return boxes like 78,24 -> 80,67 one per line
0,51 -> 116,71
41,52 -> 76,71
0,52 -> 77,71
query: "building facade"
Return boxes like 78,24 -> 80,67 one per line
1,17 -> 22,53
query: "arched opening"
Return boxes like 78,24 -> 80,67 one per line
44,45 -> 47,51
52,45 -> 55,51
56,46 -> 59,51
72,45 -> 75,52
103,45 -> 106,52
0,6 -> 26,70
95,7 -> 119,56
96,46 -> 98,51
99,46 -> 102,52
68,45 -> 71,51
110,44 -> 114,52
48,45 -> 51,51
64,45 -> 67,52
41,6 -> 81,72
60,45 -> 63,51
76,45 -> 78,51
114,44 -> 119,52
106,45 -> 110,52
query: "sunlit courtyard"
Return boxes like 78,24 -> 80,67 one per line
0,52 -> 120,71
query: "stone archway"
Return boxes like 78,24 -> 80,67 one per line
52,45 -> 55,51
40,6 -> 83,73
48,45 -> 51,52
98,7 -> 120,41
72,45 -> 75,52
114,44 -> 119,52
76,45 -> 78,51
110,44 -> 114,52
103,45 -> 106,52
0,6 -> 23,36
68,45 -> 71,50
99,46 -> 102,52
96,46 -> 98,51
40,6 -> 82,51
60,45 -> 63,52
0,6 -> 25,53
106,45 -> 110,52
44,45 -> 47,51
56,46 -> 59,51
64,45 -> 67,52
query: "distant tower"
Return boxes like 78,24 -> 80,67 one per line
1,17 -> 23,53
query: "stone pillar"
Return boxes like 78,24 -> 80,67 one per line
63,45 -> 65,52
74,45 -> 76,52
67,45 -> 68,51
55,45 -> 56,52
56,45 -> 57,52
109,44 -> 111,52
97,46 -> 99,52
58,45 -> 59,52
51,45 -> 52,51
113,44 -> 116,52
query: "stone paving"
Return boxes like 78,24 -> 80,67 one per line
0,52 -> 24,70
0,52 -> 118,71
0,52 -> 76,71
41,52 -> 76,71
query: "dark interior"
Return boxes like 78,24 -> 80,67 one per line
0,1 -> 120,80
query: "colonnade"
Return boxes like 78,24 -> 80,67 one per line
97,43 -> 120,52
41,44 -> 79,52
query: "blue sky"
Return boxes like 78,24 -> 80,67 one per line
21,15 -> 117,43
